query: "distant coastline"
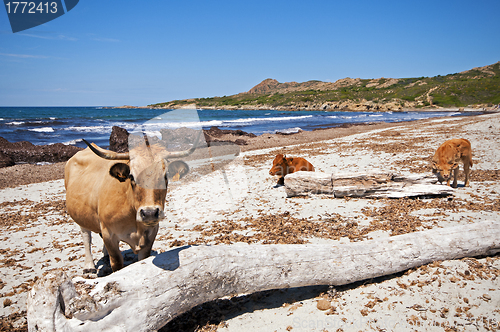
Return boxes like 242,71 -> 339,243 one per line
107,105 -> 497,113
145,61 -> 500,112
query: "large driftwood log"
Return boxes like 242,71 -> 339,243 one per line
284,171 -> 455,198
27,220 -> 500,332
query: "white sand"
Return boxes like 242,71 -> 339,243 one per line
1,113 -> 499,330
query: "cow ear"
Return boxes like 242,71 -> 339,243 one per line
167,160 -> 190,181
110,163 -> 130,182
431,161 -> 438,172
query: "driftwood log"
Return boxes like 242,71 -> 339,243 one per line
284,171 -> 455,198
27,220 -> 500,332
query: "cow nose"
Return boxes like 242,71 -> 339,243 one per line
140,207 -> 160,222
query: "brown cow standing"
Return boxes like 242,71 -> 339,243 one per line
269,154 -> 315,185
431,138 -> 473,188
65,136 -> 198,274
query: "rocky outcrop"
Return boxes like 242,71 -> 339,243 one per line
0,150 -> 14,168
246,77 -> 364,95
247,78 -> 281,94
0,137 -> 82,168
203,126 -> 256,146
109,126 -> 129,153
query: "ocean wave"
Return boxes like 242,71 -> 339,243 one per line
64,122 -> 139,134
226,115 -> 313,124
7,121 -> 25,125
275,127 -> 302,134
141,115 -> 314,129
64,125 -> 111,133
28,127 -> 54,133
62,138 -> 83,145
138,120 -> 219,130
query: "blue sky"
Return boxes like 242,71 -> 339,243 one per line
0,0 -> 499,106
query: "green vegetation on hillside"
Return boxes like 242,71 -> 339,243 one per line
149,62 -> 500,109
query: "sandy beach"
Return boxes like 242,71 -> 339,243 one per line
1,112 -> 499,331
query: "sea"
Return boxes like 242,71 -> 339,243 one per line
0,107 -> 479,149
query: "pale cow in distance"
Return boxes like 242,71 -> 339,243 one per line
65,133 -> 199,274
431,138 -> 473,188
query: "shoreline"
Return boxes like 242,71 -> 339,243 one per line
0,112 -> 490,190
111,105 -> 494,113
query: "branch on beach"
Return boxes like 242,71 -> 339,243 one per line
27,220 -> 500,332
284,171 -> 455,198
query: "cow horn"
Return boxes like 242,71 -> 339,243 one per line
82,139 -> 130,160
164,130 -> 202,158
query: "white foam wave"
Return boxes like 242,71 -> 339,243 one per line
146,115 -> 313,130
29,127 -> 54,133
64,125 -> 111,133
64,123 -> 138,134
7,121 -> 25,125
226,115 -> 313,124
63,138 -> 83,145
276,127 -> 302,134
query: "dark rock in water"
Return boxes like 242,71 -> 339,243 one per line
161,127 -> 200,145
109,126 -> 129,152
203,126 -> 255,147
204,126 -> 256,138
0,150 -> 14,168
234,139 -> 247,145
109,126 -> 252,151
0,137 -> 82,168
159,127 -> 202,151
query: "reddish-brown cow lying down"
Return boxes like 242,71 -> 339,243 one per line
431,138 -> 473,188
269,154 -> 315,185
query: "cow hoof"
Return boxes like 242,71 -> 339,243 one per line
83,268 -> 97,276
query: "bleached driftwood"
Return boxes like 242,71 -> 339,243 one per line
284,171 -> 454,198
27,220 -> 500,332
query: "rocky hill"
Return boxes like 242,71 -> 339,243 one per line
150,62 -> 500,111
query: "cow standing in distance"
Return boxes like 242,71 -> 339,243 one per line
269,154 -> 315,186
431,138 -> 473,188
65,134 -> 199,274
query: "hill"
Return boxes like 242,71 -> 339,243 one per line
149,62 -> 500,111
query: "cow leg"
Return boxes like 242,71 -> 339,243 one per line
277,176 -> 285,186
452,167 -> 459,188
99,233 -> 109,257
102,231 -> 123,272
138,226 -> 159,261
463,161 -> 471,187
102,243 -> 109,257
80,227 -> 97,274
